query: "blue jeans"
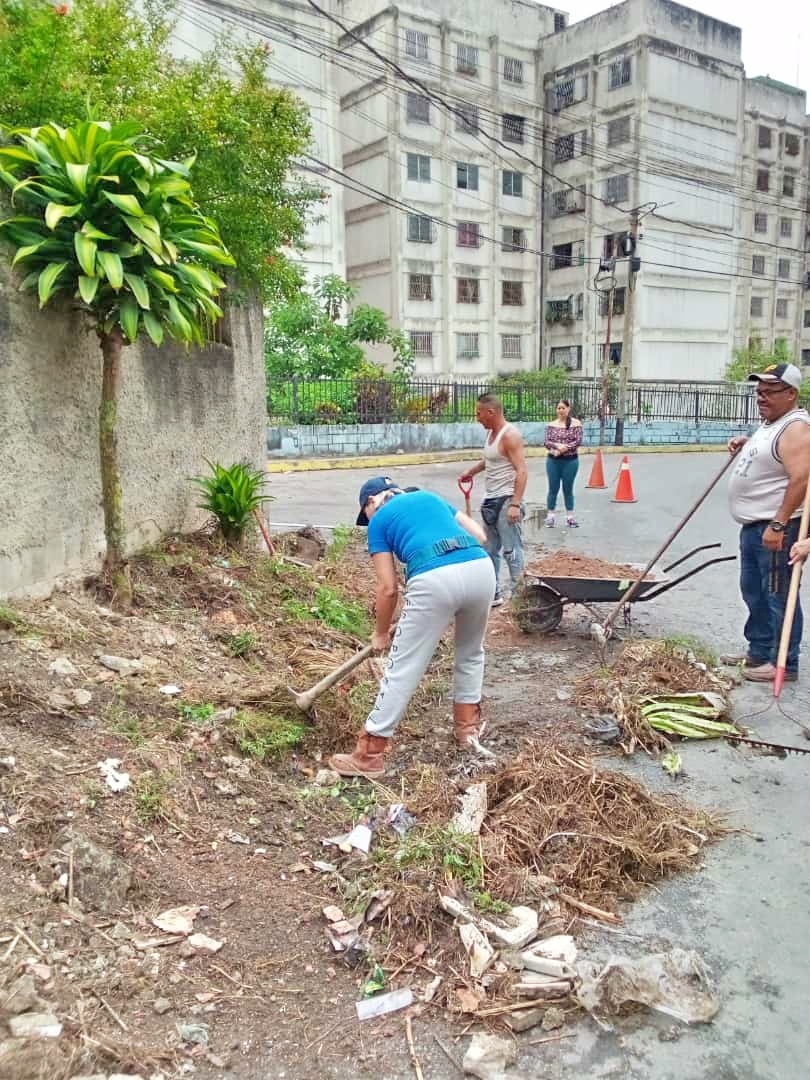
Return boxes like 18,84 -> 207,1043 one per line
546,456 -> 579,512
739,520 -> 803,673
482,498 -> 525,598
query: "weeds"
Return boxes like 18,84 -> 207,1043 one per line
177,702 -> 215,724
81,780 -> 105,811
135,772 -> 168,824
474,891 -> 511,914
285,584 -> 369,638
231,709 -> 305,761
224,630 -> 256,658
327,525 -> 356,562
663,633 -> 718,668
0,604 -> 23,631
114,715 -> 145,747
384,826 -> 482,890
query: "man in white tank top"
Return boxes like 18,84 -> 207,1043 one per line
727,362 -> 810,682
458,394 -> 528,606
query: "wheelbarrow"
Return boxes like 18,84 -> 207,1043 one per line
512,544 -> 736,634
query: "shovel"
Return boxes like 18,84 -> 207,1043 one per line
458,477 -> 474,516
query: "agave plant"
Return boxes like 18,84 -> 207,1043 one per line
0,120 -> 236,598
192,460 -> 271,546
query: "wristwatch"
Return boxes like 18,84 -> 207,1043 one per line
769,520 -> 787,533
510,502 -> 521,508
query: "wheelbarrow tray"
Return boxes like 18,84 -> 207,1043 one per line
532,575 -> 662,604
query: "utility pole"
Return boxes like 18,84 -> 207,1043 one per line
599,283 -> 614,448
614,209 -> 640,447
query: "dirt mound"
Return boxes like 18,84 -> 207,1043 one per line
528,552 -> 655,581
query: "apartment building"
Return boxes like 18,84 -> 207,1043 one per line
336,0 -> 566,374
171,0 -> 346,283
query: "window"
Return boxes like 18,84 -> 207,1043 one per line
756,169 -> 769,192
552,243 -> 573,270
409,330 -> 433,356
607,115 -> 631,147
457,332 -> 480,359
502,114 -> 525,144
804,309 -> 810,328
754,212 -> 768,233
785,133 -> 800,157
778,258 -> 791,279
406,153 -> 431,182
457,221 -> 481,248
599,287 -> 625,316
550,345 -> 582,370
752,255 -> 765,275
554,12 -> 567,32
502,226 -> 526,252
803,349 -> 810,367
783,172 -> 796,197
456,44 -> 479,76
503,57 -> 523,84
502,334 -> 521,359
555,134 -> 574,162
407,215 -> 434,243
456,104 -> 480,134
608,58 -> 631,89
456,163 -> 479,191
605,174 -> 629,203
546,298 -> 573,321
603,232 -> 628,260
502,170 -> 523,197
750,296 -> 764,317
554,74 -> 588,111
776,298 -> 789,318
780,218 -> 793,238
575,292 -> 584,319
758,126 -> 772,149
406,93 -> 430,124
408,274 -> 432,301
457,277 -> 480,303
404,29 -> 428,60
502,281 -> 524,306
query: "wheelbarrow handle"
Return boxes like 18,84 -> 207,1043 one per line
457,477 -> 473,516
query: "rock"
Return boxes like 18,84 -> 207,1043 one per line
541,1006 -> 566,1031
98,655 -> 143,677
555,688 -> 572,702
143,627 -> 177,649
55,830 -> 132,913
214,778 -> 238,796
462,1033 -> 517,1080
48,657 -> 78,678
110,1074 -> 146,1080
109,921 -> 131,941
504,1007 -> 545,1033
71,689 -> 92,707
2,973 -> 43,1015
153,997 -> 173,1015
8,1012 -> 62,1038
177,1020 -> 209,1046
188,933 -> 223,954
70,1075 -> 107,1080
47,690 -> 74,711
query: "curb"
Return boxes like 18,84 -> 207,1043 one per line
266,443 -> 728,474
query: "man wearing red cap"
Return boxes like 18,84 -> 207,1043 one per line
727,363 -> 810,682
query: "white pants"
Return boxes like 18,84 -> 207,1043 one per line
365,557 -> 496,739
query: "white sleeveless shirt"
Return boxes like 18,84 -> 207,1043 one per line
728,408 -> 810,525
484,423 -> 516,498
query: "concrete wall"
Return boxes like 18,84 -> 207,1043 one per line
0,264 -> 265,598
267,418 -> 754,456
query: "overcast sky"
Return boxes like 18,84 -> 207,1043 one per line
564,0 -> 810,100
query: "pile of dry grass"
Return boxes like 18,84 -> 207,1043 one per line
574,639 -> 732,753
481,744 -> 724,910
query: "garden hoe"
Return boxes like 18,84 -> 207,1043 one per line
289,644 -> 375,714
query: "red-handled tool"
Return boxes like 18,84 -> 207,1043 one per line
458,477 -> 473,515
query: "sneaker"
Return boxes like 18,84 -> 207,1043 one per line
566,515 -> 579,528
743,663 -> 799,684
544,513 -> 556,528
491,594 -> 504,608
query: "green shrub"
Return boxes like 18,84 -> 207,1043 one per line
192,460 -> 271,545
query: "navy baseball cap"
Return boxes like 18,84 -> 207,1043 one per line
356,476 -> 398,526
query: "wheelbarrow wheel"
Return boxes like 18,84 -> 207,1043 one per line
512,581 -> 564,634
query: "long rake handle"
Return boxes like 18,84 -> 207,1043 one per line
774,479 -> 810,697
600,454 -> 737,637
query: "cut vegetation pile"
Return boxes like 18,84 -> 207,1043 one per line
574,639 -> 733,753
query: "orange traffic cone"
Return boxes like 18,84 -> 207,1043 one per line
586,448 -> 607,489
612,455 -> 637,503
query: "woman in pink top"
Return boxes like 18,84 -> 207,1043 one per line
544,400 -> 583,528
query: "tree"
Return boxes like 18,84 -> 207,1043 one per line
726,337 -> 792,383
0,120 -> 235,598
0,0 -> 319,303
264,275 -> 414,380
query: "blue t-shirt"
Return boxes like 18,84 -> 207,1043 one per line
367,490 -> 487,578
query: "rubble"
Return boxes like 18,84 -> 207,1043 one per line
451,782 -> 488,836
48,657 -> 78,678
54,829 -> 133,913
98,655 -> 144,677
7,1012 -> 62,1038
462,1033 -> 518,1080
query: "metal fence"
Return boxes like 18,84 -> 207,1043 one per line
266,376 -> 759,426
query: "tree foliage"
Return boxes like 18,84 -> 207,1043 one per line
0,0 -> 320,302
725,337 -> 792,384
265,275 -> 414,379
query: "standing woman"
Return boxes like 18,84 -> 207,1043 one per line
544,399 -> 583,528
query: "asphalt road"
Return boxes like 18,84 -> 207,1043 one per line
266,451 -> 810,1079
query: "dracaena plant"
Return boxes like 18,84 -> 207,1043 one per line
0,119 -> 236,601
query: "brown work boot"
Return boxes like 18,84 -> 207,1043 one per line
744,663 -> 798,683
453,702 -> 486,747
330,732 -> 388,778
